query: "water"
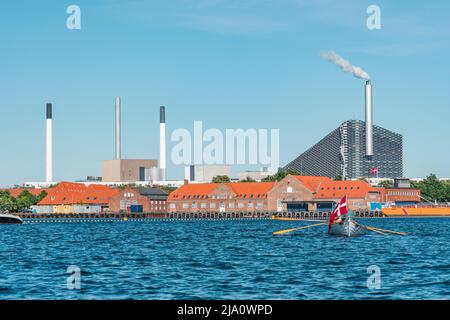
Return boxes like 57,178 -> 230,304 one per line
1,218 -> 450,299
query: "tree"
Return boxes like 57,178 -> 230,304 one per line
212,175 -> 231,183
261,169 -> 301,182
239,176 -> 257,183
15,190 -> 38,212
0,190 -> 16,212
377,180 -> 394,188
37,190 -> 48,202
411,174 -> 450,202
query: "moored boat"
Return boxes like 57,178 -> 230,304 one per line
0,213 -> 23,224
329,216 -> 368,237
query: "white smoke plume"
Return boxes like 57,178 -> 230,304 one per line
321,51 -> 370,81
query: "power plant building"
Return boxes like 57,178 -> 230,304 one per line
102,159 -> 158,182
284,120 -> 403,179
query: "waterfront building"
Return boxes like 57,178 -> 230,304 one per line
108,186 -> 168,213
168,182 -> 275,212
284,120 -> 403,179
167,175 -> 420,213
35,182 -> 119,214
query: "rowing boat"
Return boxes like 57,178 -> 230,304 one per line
328,216 -> 368,237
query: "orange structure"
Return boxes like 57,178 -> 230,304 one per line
382,207 -> 450,217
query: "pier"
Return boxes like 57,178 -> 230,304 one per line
15,210 -> 384,223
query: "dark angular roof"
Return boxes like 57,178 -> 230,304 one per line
138,187 -> 168,197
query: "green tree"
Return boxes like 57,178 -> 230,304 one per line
412,174 -> 450,202
239,176 -> 257,183
0,190 -> 16,212
212,175 -> 231,183
261,169 -> 301,182
37,190 -> 48,203
15,190 -> 38,212
377,180 -> 394,188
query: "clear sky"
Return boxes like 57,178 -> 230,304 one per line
1,0 -> 449,186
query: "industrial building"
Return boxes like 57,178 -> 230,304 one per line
285,120 -> 403,179
184,165 -> 232,183
102,159 -> 158,182
101,98 -> 165,183
285,81 -> 403,179
237,168 -> 271,181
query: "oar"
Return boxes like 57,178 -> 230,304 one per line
366,226 -> 407,236
272,216 -> 322,222
273,222 -> 326,236
365,227 -> 387,236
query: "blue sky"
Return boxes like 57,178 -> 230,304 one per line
1,0 -> 449,186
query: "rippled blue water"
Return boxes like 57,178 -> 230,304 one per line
1,218 -> 450,299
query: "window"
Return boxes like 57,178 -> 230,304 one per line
229,203 -> 235,208
182,203 -> 188,209
169,203 -> 176,209
210,203 -> 216,208
287,187 -> 293,193
201,203 -> 207,208
238,202 -> 244,208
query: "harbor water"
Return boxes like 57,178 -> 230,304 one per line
0,218 -> 449,299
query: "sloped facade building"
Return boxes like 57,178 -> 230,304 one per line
284,120 -> 403,179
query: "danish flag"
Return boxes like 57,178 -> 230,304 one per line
328,195 -> 349,231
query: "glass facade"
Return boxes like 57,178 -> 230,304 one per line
285,120 -> 403,179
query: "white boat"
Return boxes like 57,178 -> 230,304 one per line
0,213 -> 23,224
329,216 -> 368,237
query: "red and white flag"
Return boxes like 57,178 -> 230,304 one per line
328,195 -> 349,231
370,167 -> 379,175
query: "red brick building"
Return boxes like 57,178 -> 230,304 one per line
108,187 -> 168,213
168,175 -> 421,212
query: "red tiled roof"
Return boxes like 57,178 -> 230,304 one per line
314,180 -> 378,199
168,183 -> 220,200
292,176 -> 332,192
226,182 -> 275,199
168,182 -> 276,200
1,188 -> 48,198
38,182 -> 119,205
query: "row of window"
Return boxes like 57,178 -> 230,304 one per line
173,202 -> 265,209
387,191 -> 418,196
175,194 -> 267,200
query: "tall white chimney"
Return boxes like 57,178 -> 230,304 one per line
115,96 -> 121,160
160,106 -> 166,181
365,80 -> 374,157
46,103 -> 53,183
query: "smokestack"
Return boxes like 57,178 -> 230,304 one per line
46,103 -> 53,183
115,96 -> 121,160
365,80 -> 374,157
159,106 -> 166,181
